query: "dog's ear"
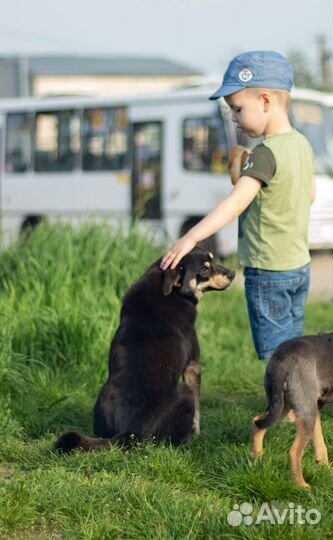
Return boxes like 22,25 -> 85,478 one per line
228,145 -> 250,185
162,268 -> 181,296
179,268 -> 197,296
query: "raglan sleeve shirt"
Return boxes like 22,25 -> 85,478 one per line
239,143 -> 276,186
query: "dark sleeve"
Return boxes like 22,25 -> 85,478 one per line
239,143 -> 276,186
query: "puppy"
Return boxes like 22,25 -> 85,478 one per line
251,333 -> 333,488
228,145 -> 250,185
55,247 -> 234,453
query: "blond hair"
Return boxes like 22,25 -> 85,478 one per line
247,87 -> 291,111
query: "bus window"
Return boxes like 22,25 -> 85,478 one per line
82,107 -> 128,171
34,110 -> 80,172
183,116 -> 229,173
290,101 -> 326,156
5,113 -> 32,173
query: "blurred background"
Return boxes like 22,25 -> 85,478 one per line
0,0 -> 332,98
0,0 -> 332,298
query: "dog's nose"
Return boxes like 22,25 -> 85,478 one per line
226,269 -> 235,281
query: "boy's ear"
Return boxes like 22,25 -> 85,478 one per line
259,91 -> 272,112
228,145 -> 250,185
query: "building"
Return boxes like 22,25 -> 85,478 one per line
0,55 -> 202,98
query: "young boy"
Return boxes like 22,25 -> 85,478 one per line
161,50 -> 315,361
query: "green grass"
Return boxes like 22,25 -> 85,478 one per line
0,223 -> 332,540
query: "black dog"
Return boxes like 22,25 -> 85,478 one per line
251,333 -> 333,488
56,247 -> 234,452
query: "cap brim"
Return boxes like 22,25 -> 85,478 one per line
209,84 -> 244,100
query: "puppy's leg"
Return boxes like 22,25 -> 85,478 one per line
312,412 -> 329,465
159,384 -> 195,446
251,413 -> 268,459
183,361 -> 201,434
290,416 -> 316,489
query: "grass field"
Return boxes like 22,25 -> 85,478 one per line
0,223 -> 332,540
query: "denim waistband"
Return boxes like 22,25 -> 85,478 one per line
244,263 -> 310,276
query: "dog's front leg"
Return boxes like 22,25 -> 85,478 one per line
183,361 -> 201,435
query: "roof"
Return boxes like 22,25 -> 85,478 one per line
21,55 -> 202,77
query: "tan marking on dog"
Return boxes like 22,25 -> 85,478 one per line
189,278 -> 197,290
250,414 -> 267,459
198,274 -> 231,291
290,420 -> 312,488
312,412 -> 329,465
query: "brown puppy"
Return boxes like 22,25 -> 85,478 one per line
55,247 -> 234,453
251,333 -> 333,488
228,145 -> 250,185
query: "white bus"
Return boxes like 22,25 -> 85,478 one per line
0,86 -> 332,254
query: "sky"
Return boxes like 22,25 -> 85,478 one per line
0,0 -> 332,76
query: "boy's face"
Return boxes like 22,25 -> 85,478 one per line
225,89 -> 269,138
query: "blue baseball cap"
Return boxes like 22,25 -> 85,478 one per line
209,50 -> 293,100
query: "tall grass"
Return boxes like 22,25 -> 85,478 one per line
0,223 -> 331,539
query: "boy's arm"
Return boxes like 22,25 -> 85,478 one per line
160,176 -> 262,270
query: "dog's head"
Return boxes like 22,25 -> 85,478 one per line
162,246 -> 235,301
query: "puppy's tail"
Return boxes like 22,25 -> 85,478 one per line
255,366 -> 286,430
54,431 -> 139,453
254,395 -> 284,430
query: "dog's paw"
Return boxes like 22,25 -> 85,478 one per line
192,421 -> 200,435
296,480 -> 311,489
315,455 -> 329,466
250,449 -> 264,461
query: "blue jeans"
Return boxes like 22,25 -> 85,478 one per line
244,264 -> 311,360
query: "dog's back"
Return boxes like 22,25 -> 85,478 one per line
255,333 -> 333,430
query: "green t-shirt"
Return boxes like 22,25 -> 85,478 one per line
238,129 -> 314,270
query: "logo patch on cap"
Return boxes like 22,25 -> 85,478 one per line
239,68 -> 253,83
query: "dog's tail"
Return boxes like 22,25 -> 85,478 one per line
54,431 -> 139,453
254,363 -> 287,430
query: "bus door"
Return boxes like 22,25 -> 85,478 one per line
131,121 -> 162,220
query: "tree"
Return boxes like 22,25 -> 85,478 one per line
287,50 -> 317,89
287,36 -> 333,91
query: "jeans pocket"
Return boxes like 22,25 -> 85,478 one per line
262,280 -> 294,319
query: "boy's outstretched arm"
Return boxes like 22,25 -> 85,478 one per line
160,176 -> 262,270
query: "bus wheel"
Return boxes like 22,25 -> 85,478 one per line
20,215 -> 44,239
180,218 -> 217,254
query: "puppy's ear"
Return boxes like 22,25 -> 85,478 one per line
162,268 -> 181,296
228,145 -> 250,185
179,269 -> 196,296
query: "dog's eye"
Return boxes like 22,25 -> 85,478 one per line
200,266 -> 210,275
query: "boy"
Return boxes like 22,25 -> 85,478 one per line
161,50 -> 315,361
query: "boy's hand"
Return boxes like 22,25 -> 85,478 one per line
228,145 -> 250,185
160,234 -> 196,270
